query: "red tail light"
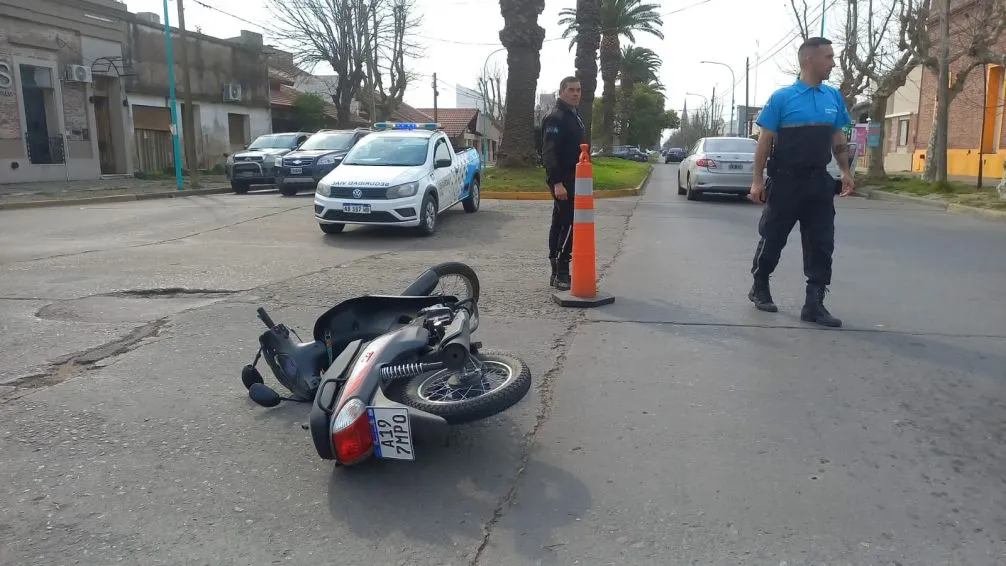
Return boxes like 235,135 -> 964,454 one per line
695,157 -> 717,168
331,398 -> 373,464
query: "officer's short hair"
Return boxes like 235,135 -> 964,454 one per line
559,76 -> 580,92
798,37 -> 833,60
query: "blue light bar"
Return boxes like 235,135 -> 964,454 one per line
373,122 -> 441,131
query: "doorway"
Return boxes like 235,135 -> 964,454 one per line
19,64 -> 63,165
93,94 -> 114,174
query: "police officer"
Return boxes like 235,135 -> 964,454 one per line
541,76 -> 585,291
747,37 -> 854,328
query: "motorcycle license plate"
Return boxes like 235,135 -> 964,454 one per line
343,203 -> 371,214
367,406 -> 415,461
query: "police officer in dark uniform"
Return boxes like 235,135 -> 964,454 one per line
541,76 -> 585,291
747,37 -> 855,327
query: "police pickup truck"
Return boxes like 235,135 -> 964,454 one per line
314,122 -> 482,236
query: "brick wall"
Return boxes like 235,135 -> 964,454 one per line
916,10 -> 1006,152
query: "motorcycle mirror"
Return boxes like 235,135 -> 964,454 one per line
249,383 -> 282,407
241,365 -> 264,390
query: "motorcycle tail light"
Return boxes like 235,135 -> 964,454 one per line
331,398 -> 373,464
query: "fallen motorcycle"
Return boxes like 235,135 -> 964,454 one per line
239,261 -> 532,466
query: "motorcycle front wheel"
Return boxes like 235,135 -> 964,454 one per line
385,350 -> 531,425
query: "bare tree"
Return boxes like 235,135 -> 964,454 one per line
267,0 -> 421,127
911,0 -> 1006,182
477,61 -> 506,125
847,0 -> 930,178
786,0 -> 900,112
361,0 -> 423,121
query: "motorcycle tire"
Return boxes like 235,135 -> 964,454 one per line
385,350 -> 531,425
429,261 -> 480,304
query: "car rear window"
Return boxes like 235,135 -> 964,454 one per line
705,139 -> 757,153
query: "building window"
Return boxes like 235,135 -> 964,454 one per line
898,118 -> 909,146
228,113 -> 249,146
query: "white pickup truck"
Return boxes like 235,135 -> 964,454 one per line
314,122 -> 482,236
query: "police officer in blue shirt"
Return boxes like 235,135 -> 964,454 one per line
748,36 -> 854,328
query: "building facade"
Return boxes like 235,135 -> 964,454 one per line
125,22 -> 272,174
913,0 -> 1006,178
0,0 -> 134,183
883,65 -> 922,172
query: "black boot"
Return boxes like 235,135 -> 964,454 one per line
554,260 -> 571,291
748,277 -> 778,312
801,284 -> 842,327
549,258 -> 558,287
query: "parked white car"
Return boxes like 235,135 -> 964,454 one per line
313,122 -> 482,236
676,136 -> 857,200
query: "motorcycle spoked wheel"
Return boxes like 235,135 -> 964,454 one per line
385,350 -> 531,425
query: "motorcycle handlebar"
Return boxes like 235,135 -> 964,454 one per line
257,307 -> 276,329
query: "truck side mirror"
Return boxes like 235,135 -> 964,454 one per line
435,158 -> 451,168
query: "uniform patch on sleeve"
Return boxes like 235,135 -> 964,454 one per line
545,125 -> 560,134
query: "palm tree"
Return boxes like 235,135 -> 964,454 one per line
617,45 -> 661,138
496,0 -> 546,168
558,0 -> 601,142
559,0 -> 663,150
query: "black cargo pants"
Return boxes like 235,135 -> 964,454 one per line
548,177 -> 575,263
750,169 -> 837,286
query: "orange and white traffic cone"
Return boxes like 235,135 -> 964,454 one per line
552,144 -> 615,308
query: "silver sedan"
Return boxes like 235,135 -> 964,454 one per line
676,136 -> 757,200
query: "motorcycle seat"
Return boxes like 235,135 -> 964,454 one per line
312,294 -> 457,343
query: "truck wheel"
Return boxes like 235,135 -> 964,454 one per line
231,180 -> 250,194
462,177 -> 480,213
417,193 -> 438,237
319,223 -> 345,234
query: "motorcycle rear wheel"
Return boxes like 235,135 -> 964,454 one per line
386,350 -> 531,425
429,262 -> 479,304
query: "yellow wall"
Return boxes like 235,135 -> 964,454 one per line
912,149 -> 1006,178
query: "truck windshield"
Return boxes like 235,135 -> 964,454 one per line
248,134 -> 300,149
342,136 -> 429,166
298,132 -> 356,151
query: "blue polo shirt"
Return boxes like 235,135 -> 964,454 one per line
756,79 -> 852,169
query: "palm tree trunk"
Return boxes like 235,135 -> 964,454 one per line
574,0 -> 601,144
599,34 -> 620,150
497,0 -> 546,168
619,77 -> 635,145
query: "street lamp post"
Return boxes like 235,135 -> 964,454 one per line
701,60 -> 736,136
161,0 -> 183,190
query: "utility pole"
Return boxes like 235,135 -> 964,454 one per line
176,0 -> 198,189
432,73 -> 439,123
161,0 -> 183,190
935,0 -> 950,183
744,57 -> 750,136
710,85 -> 716,134
820,0 -> 826,36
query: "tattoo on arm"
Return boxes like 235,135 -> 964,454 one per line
832,142 -> 849,155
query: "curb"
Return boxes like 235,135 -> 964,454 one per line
857,186 -> 1006,222
483,165 -> 653,201
0,186 -> 233,210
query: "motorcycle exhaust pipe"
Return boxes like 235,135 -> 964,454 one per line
436,310 -> 471,370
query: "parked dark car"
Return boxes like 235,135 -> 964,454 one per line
664,148 -> 685,163
226,132 -> 311,194
274,128 -> 371,196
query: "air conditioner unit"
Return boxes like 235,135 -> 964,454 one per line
65,64 -> 93,83
223,82 -> 242,102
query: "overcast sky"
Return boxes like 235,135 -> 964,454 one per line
124,0 -> 837,125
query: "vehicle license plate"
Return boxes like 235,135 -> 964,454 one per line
343,203 -> 371,214
729,163 -> 744,170
289,167 -> 303,175
367,406 -> 414,460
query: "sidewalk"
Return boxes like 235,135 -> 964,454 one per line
0,175 -> 235,209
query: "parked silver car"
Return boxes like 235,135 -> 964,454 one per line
676,136 -> 757,200
676,136 -> 858,201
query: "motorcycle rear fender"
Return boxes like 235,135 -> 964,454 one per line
309,339 -> 364,460
370,386 -> 450,448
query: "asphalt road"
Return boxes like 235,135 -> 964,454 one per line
2,170 -> 1005,565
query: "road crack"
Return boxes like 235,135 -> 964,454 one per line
1,318 -> 169,401
469,196 -> 643,565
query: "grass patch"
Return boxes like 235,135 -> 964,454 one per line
871,175 -> 1006,210
481,157 -> 650,192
